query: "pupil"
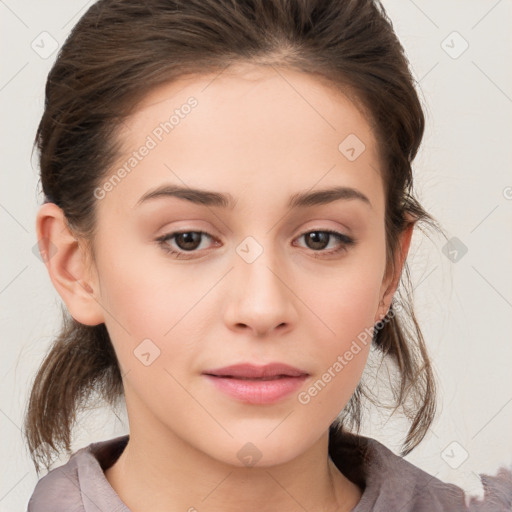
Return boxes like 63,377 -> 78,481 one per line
178,232 -> 200,250
308,231 -> 328,250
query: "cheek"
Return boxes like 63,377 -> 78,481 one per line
305,246 -> 386,338
298,247 -> 385,408
92,231 -> 214,381
296,294 -> 378,425
95,230 -> 209,333
313,269 -> 381,361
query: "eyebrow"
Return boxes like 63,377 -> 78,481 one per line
135,184 -> 372,210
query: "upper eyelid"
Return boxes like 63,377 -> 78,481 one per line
159,227 -> 350,237
158,228 -> 354,247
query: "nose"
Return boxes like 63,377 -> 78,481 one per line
223,243 -> 297,337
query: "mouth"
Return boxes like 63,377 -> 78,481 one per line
202,363 -> 309,404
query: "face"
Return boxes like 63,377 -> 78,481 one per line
81,63 -> 394,467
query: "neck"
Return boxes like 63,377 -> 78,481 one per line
105,424 -> 361,512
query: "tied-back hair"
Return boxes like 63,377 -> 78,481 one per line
25,0 -> 444,474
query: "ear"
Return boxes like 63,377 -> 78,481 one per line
374,217 -> 415,323
35,202 -> 105,326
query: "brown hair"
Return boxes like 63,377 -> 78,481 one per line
24,0 -> 445,474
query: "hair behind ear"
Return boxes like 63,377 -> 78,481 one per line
23,308 -> 123,474
336,265 -> 439,457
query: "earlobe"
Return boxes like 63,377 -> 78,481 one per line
35,202 -> 105,326
375,219 -> 415,322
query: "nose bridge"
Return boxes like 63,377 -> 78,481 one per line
236,231 -> 286,298
226,231 -> 295,334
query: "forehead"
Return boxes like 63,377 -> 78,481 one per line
101,62 -> 384,216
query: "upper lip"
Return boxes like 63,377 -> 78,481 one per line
202,363 -> 309,379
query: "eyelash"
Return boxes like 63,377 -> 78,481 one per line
155,229 -> 355,260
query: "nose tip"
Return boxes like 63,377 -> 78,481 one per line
225,258 -> 297,337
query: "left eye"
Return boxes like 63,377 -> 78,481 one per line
156,229 -> 355,259
295,229 -> 355,255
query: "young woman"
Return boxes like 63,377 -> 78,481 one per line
24,0 -> 511,511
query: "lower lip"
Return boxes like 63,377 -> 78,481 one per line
203,375 -> 308,404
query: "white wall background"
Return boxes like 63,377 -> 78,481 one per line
1,0 -> 511,509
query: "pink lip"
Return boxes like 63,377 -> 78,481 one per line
203,362 -> 309,378
203,375 -> 308,404
202,363 -> 309,405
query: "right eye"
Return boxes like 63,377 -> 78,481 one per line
155,230 -> 218,259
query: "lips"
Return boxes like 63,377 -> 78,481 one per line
202,362 -> 309,379
202,363 -> 310,405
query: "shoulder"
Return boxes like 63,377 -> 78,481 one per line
27,446 -> 85,512
27,435 -> 130,512
328,426 -> 512,512
466,465 -> 512,512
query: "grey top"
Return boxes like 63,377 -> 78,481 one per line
27,428 -> 512,511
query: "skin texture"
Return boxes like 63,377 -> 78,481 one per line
37,62 -> 414,512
